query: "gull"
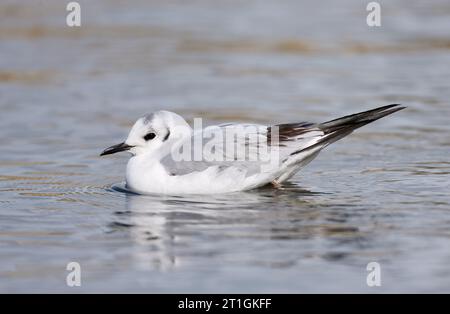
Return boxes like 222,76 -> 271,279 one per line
100,104 -> 405,195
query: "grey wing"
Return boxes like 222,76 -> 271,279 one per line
162,105 -> 405,179
160,123 -> 270,176
267,121 -> 325,163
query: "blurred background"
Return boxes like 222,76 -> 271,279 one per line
0,0 -> 449,292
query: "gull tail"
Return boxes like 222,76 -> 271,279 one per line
289,104 -> 406,156
275,104 -> 405,184
316,104 -> 406,146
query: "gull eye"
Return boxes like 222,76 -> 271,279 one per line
144,132 -> 156,141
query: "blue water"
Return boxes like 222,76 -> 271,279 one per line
0,0 -> 449,292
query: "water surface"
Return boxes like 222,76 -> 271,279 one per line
0,0 -> 449,292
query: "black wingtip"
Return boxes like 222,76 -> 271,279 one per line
382,104 -> 407,115
319,104 -> 406,134
389,103 -> 406,110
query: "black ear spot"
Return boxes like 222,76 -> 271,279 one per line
162,129 -> 170,142
144,132 -> 156,141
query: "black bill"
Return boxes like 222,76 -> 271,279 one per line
100,142 -> 133,156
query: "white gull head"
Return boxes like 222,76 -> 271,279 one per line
100,110 -> 191,158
